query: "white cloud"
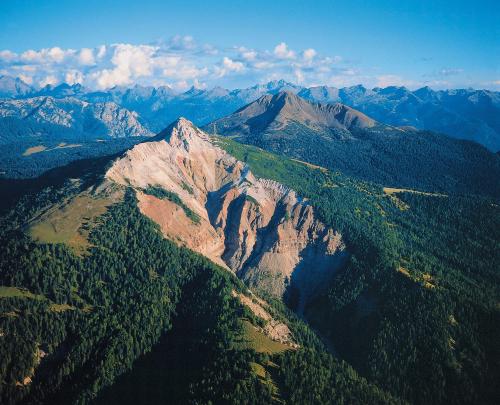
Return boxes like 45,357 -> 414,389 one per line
156,55 -> 181,69
20,50 -> 40,62
91,43 -> 157,88
48,47 -> 67,63
238,47 -> 257,61
274,42 -> 295,59
294,69 -> 304,83
254,61 -> 274,70
90,68 -> 129,88
2,36 -> 487,91
20,47 -> 73,64
78,48 -> 95,65
223,57 -> 244,72
39,75 -> 58,87
65,70 -> 84,85
169,35 -> 196,51
303,48 -> 316,61
162,65 -> 208,81
112,44 -> 156,77
97,45 -> 106,59
0,50 -> 17,61
438,68 -> 463,76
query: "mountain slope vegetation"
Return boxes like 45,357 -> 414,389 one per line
0,130 -> 397,404
210,92 -> 500,198
0,118 -> 497,404
216,136 -> 500,404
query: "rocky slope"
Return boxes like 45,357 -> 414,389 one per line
0,96 -> 152,142
106,117 -> 347,302
210,91 -> 375,136
207,92 -> 500,198
5,75 -> 498,150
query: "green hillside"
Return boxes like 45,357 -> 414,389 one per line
0,136 -> 498,404
216,136 -> 500,404
0,176 -> 396,404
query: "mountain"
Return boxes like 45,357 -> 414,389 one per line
0,115 -> 498,404
209,91 -> 500,198
0,117 -> 402,404
0,96 -> 153,178
300,85 -> 500,151
298,85 -> 341,103
3,77 -> 497,150
107,118 -> 347,301
0,96 -> 153,143
215,137 -> 500,405
231,79 -> 302,103
0,75 -> 34,99
211,90 -> 375,135
33,83 -> 90,98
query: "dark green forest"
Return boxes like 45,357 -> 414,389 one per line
217,136 -> 500,404
219,122 -> 500,198
0,135 -> 498,404
0,133 -> 144,178
0,179 -> 397,404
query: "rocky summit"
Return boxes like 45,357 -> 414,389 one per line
106,117 -> 347,302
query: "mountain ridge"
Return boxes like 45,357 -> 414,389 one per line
2,75 -> 498,150
105,117 -> 347,300
209,92 -> 500,198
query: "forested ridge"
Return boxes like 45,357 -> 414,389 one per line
218,120 -> 500,199
0,174 -> 398,404
0,135 -> 498,404
216,137 -> 500,404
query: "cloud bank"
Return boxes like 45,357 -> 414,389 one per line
0,35 -> 491,91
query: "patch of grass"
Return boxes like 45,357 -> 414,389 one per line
29,192 -> 119,254
49,303 -> 75,312
0,286 -> 45,300
250,361 -> 284,403
290,158 -> 328,172
383,187 -> 447,197
55,143 -> 82,149
235,320 -> 290,354
250,362 -> 266,378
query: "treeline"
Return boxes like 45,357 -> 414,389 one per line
0,135 -> 143,179
230,122 -> 500,198
0,181 -> 399,404
217,137 -> 500,404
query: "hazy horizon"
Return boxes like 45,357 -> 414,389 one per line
1,0 -> 498,91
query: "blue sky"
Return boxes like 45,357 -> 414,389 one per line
0,0 -> 498,90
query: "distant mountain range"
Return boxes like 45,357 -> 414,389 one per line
209,91 -> 500,198
0,96 -> 152,144
1,75 -> 498,151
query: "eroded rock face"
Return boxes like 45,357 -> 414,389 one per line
106,117 -> 347,303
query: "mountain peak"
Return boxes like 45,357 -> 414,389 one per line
157,117 -> 209,150
0,75 -> 33,98
210,91 -> 376,137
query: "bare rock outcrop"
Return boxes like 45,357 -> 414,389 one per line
106,117 -> 348,303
